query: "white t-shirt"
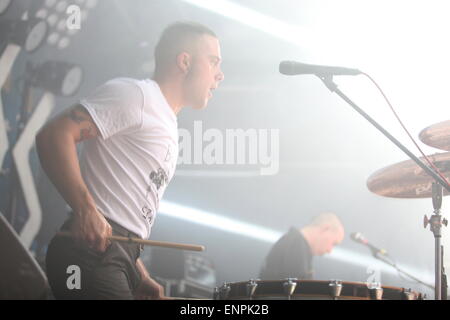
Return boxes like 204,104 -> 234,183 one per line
79,78 -> 178,239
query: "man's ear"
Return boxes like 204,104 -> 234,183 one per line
176,52 -> 191,74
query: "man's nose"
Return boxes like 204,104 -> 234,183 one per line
216,69 -> 224,82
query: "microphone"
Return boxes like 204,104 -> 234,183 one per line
279,60 -> 361,76
350,232 -> 388,257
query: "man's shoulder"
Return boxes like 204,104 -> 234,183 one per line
105,77 -> 145,87
96,77 -> 151,101
106,77 -> 157,95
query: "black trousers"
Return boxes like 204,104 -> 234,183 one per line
46,217 -> 142,300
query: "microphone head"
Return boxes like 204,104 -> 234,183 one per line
350,232 -> 365,243
279,61 -> 300,75
279,60 -> 361,76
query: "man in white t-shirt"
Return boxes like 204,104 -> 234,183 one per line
36,21 -> 224,299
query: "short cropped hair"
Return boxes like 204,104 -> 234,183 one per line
308,212 -> 343,231
154,21 -> 217,77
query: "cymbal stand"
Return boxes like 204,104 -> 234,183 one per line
318,75 -> 450,300
424,182 -> 448,300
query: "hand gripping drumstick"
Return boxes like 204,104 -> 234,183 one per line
56,231 -> 205,252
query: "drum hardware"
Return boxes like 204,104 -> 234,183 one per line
423,182 -> 448,300
420,121 -> 450,300
213,287 -> 219,300
214,280 -> 423,300
246,279 -> 258,300
283,278 -> 298,300
285,61 -> 450,299
441,246 -> 448,299
402,288 -> 416,300
217,282 -> 231,300
315,71 -> 450,299
367,282 -> 383,300
368,155 -> 450,298
329,280 -> 343,300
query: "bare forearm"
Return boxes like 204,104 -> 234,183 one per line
35,104 -> 111,251
36,130 -> 95,213
136,258 -> 151,279
135,258 -> 165,299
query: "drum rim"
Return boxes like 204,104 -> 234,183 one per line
216,279 -> 422,300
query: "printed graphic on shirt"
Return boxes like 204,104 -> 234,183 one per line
141,204 -> 153,225
164,145 -> 172,162
150,168 -> 169,190
141,166 -> 169,224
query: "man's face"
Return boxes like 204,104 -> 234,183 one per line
314,226 -> 344,256
183,34 -> 224,109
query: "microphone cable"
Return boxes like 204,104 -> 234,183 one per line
362,71 -> 450,188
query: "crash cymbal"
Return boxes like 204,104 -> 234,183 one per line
419,120 -> 450,151
367,152 -> 450,198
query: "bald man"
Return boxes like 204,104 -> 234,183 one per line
259,213 -> 345,280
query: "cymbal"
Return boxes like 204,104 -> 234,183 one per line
367,152 -> 450,198
419,120 -> 450,151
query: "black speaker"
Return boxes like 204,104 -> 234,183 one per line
0,212 -> 49,299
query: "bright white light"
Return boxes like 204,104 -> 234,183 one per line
159,201 -> 280,242
182,0 -> 450,134
182,0 -> 327,51
159,200 -> 434,286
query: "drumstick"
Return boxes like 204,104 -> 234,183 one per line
56,231 -> 205,252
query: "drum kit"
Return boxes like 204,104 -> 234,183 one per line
213,120 -> 450,300
214,279 -> 423,300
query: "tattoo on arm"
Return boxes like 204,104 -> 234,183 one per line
80,127 -> 94,140
64,105 -> 99,141
67,105 -> 89,124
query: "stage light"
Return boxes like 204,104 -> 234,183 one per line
159,201 -> 280,242
182,0 -> 317,49
0,18 -> 48,52
35,8 -> 48,19
46,13 -> 58,27
57,37 -> 70,50
27,61 -> 83,96
46,32 -> 59,46
0,0 -> 11,15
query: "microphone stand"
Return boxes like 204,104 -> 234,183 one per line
372,251 -> 434,291
441,245 -> 448,299
318,75 -> 449,299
